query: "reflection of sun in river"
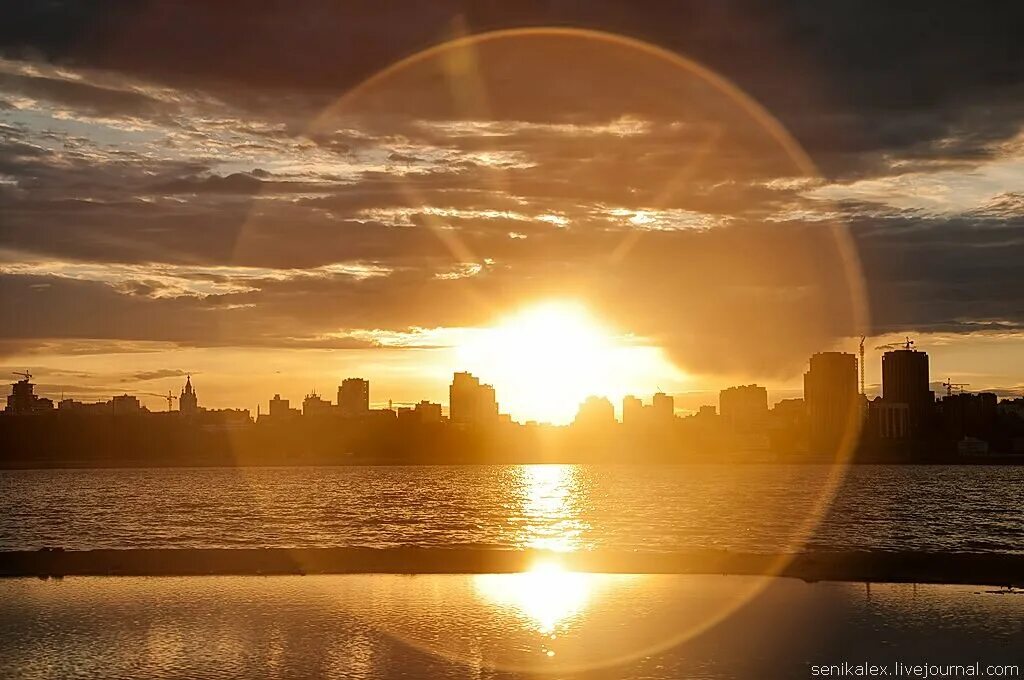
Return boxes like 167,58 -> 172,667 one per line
516,465 -> 589,552
473,560 -> 596,638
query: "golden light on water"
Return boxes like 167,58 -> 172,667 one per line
516,464 -> 588,552
455,300 -> 681,425
473,561 -> 596,638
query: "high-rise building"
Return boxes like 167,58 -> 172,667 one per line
449,372 -> 498,425
4,374 -> 53,414
804,352 -> 860,454
111,394 -> 142,415
179,375 -> 198,415
881,348 -> 933,434
622,395 -> 643,426
269,393 -> 291,418
574,395 -> 615,427
302,391 -> 333,416
651,392 -> 675,422
719,385 -> 768,433
337,378 -> 370,418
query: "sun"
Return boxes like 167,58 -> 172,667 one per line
454,300 -> 681,424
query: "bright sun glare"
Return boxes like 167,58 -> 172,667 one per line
473,559 -> 596,638
455,300 -> 681,425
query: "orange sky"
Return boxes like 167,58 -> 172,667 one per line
2,28 -> 1023,421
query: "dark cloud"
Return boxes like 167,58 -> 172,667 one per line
1,1 -> 1023,379
151,172 -> 267,195
853,214 -> 1024,335
0,70 -> 167,119
2,1 -> 1022,169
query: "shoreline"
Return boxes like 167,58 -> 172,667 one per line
1,457 -> 1023,471
2,548 -> 1023,587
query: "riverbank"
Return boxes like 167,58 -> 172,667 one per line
3,548 -> 1023,587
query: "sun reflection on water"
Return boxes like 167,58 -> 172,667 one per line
516,464 -> 590,552
473,560 -> 596,637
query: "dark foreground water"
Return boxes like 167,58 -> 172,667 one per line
2,464 -> 1023,553
2,574 -> 1022,679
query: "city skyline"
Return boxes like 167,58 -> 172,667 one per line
12,340 -> 1021,427
7,340 -> 1022,467
4,325 -> 1022,424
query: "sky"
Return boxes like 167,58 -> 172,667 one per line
1,1 -> 1022,421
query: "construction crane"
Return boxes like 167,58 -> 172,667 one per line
941,380 -> 970,398
858,336 -> 866,396
875,336 -> 916,352
144,391 -> 179,411
12,371 -> 32,381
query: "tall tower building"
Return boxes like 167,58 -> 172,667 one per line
337,378 -> 370,417
881,348 -> 932,434
804,352 -> 859,454
449,372 -> 498,425
622,395 -> 643,426
719,385 -> 768,433
651,392 -> 675,423
179,375 -> 198,415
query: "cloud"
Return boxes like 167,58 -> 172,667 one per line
1,1 -> 1024,382
128,368 -> 188,381
804,132 -> 1024,216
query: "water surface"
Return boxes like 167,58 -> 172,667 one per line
2,464 -> 1022,553
2,574 -> 1022,679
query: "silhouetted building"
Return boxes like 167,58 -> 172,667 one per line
771,398 -> 805,422
414,400 -> 443,423
882,347 -> 933,435
58,398 -> 111,415
337,378 -> 369,418
719,385 -> 768,434
268,393 -> 298,419
199,408 -> 252,429
622,395 -> 643,426
957,437 -> 989,456
698,405 -> 717,418
302,391 -> 333,416
768,398 -> 807,454
940,392 -> 997,441
651,392 -> 675,423
770,398 -> 806,434
868,398 -> 910,439
998,397 -> 1024,420
111,394 -> 142,415
624,393 -> 677,427
367,408 -> 398,422
574,395 -> 615,427
179,375 -> 198,416
804,352 -> 860,453
5,375 -> 53,414
449,372 -> 498,425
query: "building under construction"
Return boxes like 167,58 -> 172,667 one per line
4,373 -> 53,415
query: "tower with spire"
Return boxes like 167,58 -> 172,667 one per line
179,375 -> 198,416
